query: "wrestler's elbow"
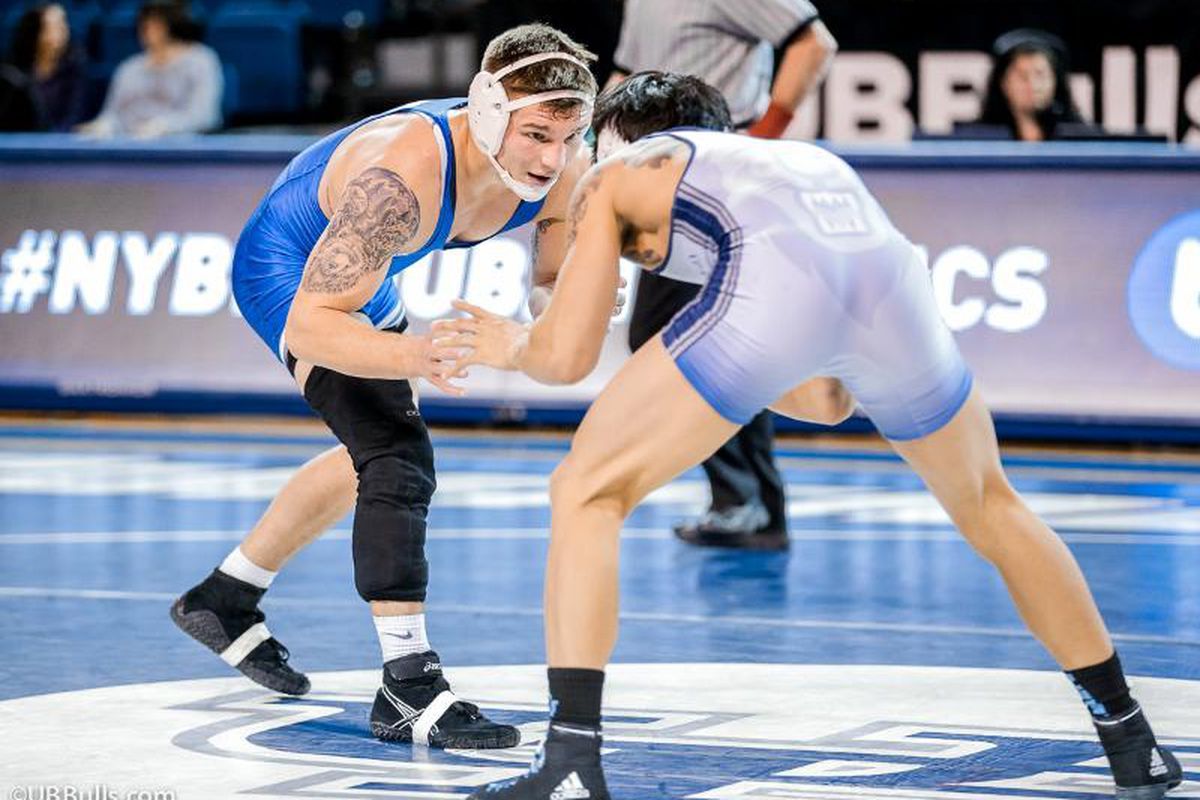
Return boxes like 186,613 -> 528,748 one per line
545,354 -> 596,385
523,325 -> 599,385
282,305 -> 320,363
536,347 -> 598,385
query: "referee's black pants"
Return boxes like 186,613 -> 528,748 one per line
628,271 -> 787,533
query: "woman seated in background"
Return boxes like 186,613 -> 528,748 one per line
975,29 -> 1083,142
7,2 -> 87,131
77,0 -> 222,139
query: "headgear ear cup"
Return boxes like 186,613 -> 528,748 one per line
467,70 -> 511,155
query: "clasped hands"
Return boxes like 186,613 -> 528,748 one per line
422,300 -> 529,396
419,279 -> 627,396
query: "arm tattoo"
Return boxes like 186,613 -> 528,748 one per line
566,169 -> 604,249
302,167 -> 420,294
530,217 -> 562,271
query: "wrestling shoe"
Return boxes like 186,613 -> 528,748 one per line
170,569 -> 309,696
468,721 -> 609,799
371,650 -> 520,749
1094,705 -> 1183,799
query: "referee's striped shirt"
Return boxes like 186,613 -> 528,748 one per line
613,0 -> 820,128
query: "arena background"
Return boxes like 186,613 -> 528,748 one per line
2,0 -> 1199,439
2,142 -> 1198,437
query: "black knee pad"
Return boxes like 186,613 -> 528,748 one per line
353,452 -> 435,603
294,339 -> 438,604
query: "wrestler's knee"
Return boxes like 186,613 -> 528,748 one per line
950,473 -> 1027,563
549,454 -> 640,520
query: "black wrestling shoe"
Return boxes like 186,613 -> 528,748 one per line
1094,705 -> 1184,799
170,569 -> 310,696
468,722 -> 610,799
370,650 -> 520,749
672,504 -> 788,551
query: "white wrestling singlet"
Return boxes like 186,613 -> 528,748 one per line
650,129 -> 972,440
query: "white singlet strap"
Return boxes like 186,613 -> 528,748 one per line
411,689 -> 460,746
220,622 -> 272,666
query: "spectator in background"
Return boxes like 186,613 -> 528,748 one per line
976,29 -> 1082,142
77,0 -> 221,138
8,3 -> 87,131
608,0 -> 837,550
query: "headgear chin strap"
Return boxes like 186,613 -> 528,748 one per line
467,51 -> 594,201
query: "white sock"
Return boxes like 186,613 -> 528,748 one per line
374,614 -> 430,662
218,546 -> 277,590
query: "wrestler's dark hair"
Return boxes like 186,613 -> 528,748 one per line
592,71 -> 732,142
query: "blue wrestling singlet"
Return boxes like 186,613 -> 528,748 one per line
230,97 -> 544,361
649,129 -> 974,441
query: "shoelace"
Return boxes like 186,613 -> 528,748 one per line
250,637 -> 291,665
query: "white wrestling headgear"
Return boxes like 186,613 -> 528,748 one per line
467,51 -> 595,201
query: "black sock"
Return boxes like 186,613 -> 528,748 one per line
198,569 -> 264,612
548,668 -> 604,729
1066,651 -> 1137,720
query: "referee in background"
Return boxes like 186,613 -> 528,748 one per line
609,0 -> 837,550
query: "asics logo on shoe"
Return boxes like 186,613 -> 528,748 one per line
550,772 -> 591,800
423,661 -> 441,672
1149,747 -> 1168,777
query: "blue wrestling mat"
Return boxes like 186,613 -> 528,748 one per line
1,420 -> 1197,799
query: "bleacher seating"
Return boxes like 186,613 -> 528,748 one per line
1,0 -> 412,125
208,2 -> 305,115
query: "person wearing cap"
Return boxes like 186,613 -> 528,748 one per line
169,23 -> 597,748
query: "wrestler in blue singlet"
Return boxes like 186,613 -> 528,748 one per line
231,98 -> 544,362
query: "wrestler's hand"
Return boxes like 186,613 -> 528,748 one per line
405,333 -> 467,396
431,299 -> 529,376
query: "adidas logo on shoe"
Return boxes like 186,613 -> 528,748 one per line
1149,747 -> 1168,777
550,771 -> 591,800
